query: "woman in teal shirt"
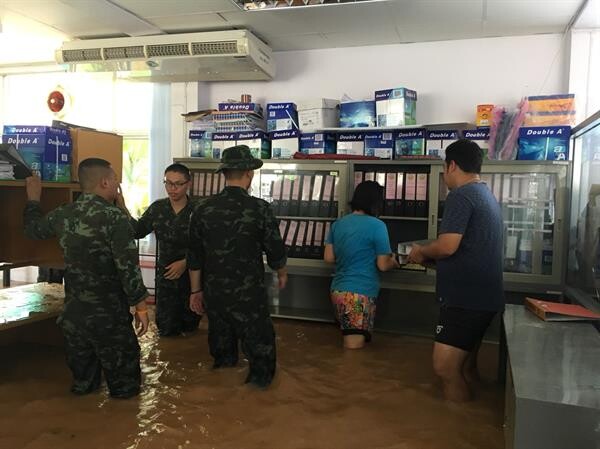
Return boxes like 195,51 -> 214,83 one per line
324,181 -> 399,349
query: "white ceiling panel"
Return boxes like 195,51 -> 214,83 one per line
111,0 -> 237,17
145,13 -> 229,31
0,0 -> 585,50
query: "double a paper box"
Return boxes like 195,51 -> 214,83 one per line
426,130 -> 459,159
2,125 -> 72,182
211,133 -> 236,159
340,100 -> 376,128
266,103 -> 298,132
517,126 -> 571,161
297,98 -> 339,130
299,133 -> 336,155
270,130 -> 300,159
217,102 -> 263,116
375,88 -> 417,127
463,128 -> 491,159
336,133 -> 365,156
235,131 -> 271,159
395,128 -> 426,157
364,132 -> 394,159
189,130 -> 213,158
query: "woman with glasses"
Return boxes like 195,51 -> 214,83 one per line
118,163 -> 202,337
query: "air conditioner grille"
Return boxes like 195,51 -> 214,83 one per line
191,41 -> 239,55
146,43 -> 190,57
62,48 -> 102,62
104,46 -> 145,60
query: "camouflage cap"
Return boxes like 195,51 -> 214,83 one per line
215,145 -> 263,173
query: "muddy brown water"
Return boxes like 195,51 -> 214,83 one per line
0,314 -> 504,449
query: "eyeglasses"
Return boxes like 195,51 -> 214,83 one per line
163,180 -> 189,189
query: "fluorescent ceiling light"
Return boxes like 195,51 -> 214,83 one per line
231,0 -> 388,11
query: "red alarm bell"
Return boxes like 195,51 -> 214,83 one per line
47,90 -> 65,113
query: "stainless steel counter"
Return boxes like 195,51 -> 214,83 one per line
503,304 -> 600,449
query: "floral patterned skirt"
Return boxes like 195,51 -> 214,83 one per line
330,290 -> 377,337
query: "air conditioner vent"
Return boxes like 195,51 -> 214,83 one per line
104,45 -> 145,60
191,40 -> 239,55
146,43 -> 190,57
62,48 -> 102,62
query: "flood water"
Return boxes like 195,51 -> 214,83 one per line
0,313 -> 504,449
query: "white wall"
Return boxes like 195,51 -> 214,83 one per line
198,34 -> 568,125
569,30 -> 600,123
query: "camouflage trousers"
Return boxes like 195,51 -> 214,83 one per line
155,275 -> 202,337
59,316 -> 141,398
205,298 -> 276,388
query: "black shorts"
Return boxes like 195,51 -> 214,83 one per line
434,306 -> 497,351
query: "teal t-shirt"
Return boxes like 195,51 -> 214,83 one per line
325,213 -> 392,298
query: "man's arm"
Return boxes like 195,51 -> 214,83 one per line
109,212 -> 150,335
262,204 -> 288,289
23,175 -> 57,240
418,234 -> 463,260
187,206 -> 205,314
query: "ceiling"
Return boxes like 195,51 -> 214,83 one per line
0,0 -> 590,51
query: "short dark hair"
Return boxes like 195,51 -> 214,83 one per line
164,163 -> 190,181
78,158 -> 112,190
445,139 -> 483,174
222,169 -> 247,180
350,180 -> 384,216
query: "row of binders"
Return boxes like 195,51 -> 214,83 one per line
354,170 -> 429,218
269,172 -> 339,218
279,219 -> 331,259
191,171 -> 226,197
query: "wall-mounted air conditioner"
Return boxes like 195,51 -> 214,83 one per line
55,30 -> 275,82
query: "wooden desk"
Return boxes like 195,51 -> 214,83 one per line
0,283 -> 64,331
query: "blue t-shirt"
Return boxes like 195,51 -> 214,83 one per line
325,213 -> 392,298
437,182 -> 505,312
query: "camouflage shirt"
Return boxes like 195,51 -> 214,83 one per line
129,197 -> 196,267
188,186 -> 286,305
24,193 -> 148,322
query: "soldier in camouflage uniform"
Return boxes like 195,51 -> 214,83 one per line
119,163 -> 202,336
188,145 -> 288,388
23,158 -> 150,399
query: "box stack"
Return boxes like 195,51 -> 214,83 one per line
2,125 -> 72,182
213,103 -> 265,132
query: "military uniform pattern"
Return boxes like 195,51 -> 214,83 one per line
130,197 -> 201,336
24,193 -> 148,398
188,186 -> 286,387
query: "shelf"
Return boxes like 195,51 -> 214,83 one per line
0,180 -> 80,189
380,216 -> 428,221
309,122 -> 474,133
276,216 -> 336,221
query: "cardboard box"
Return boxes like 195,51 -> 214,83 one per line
266,103 -> 298,132
476,104 -> 494,127
189,130 -> 213,158
463,128 -> 491,159
69,128 -> 122,182
235,131 -> 271,159
364,132 -> 394,159
517,126 -> 571,161
270,130 -> 300,159
2,125 -> 72,182
336,133 -> 365,155
525,94 -> 576,127
340,100 -> 375,128
297,98 -> 339,130
211,133 -> 236,160
299,132 -> 336,155
394,128 -> 426,157
375,88 -> 417,127
426,130 -> 459,159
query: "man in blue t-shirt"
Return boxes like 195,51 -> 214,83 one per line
408,139 -> 504,402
